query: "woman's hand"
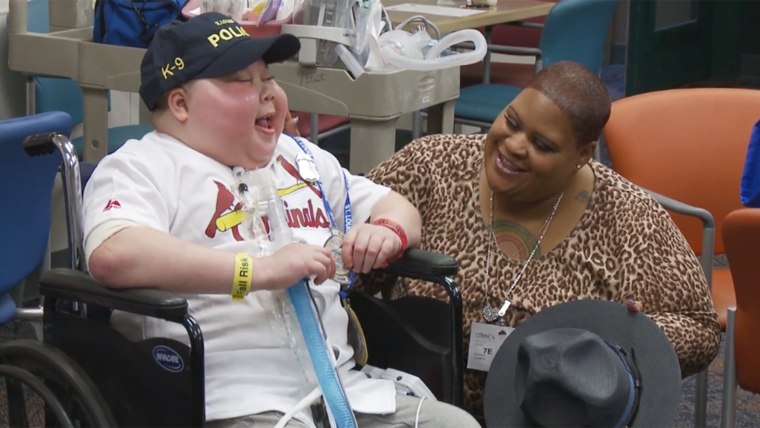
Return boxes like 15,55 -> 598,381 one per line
284,111 -> 300,136
342,223 -> 404,274
626,298 -> 644,313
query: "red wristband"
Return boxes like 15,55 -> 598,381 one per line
371,218 -> 408,253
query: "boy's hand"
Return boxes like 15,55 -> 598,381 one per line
260,242 -> 335,288
342,223 -> 403,274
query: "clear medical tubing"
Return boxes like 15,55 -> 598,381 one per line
378,28 -> 487,71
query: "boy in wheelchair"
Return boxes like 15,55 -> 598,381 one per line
81,11 -> 478,428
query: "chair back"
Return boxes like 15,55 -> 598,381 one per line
0,111 -> 73,321
723,208 -> 760,392
28,0 -> 85,126
539,0 -> 619,74
604,88 -> 760,255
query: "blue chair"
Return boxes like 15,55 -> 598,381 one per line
453,0 -> 619,130
0,111 -> 118,426
0,111 -> 73,323
27,0 -> 152,158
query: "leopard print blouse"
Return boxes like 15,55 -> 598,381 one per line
366,134 -> 721,418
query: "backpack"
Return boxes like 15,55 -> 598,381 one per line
93,0 -> 187,48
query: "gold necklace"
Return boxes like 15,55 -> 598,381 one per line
482,191 -> 564,323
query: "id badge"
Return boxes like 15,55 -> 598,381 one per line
345,303 -> 368,366
296,151 -> 320,183
467,322 -> 514,372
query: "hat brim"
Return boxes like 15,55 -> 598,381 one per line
484,299 -> 681,428
196,33 -> 301,79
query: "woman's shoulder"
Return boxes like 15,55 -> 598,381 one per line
592,161 -> 660,203
589,161 -> 670,224
370,134 -> 484,176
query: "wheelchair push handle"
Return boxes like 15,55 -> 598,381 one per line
22,131 -> 64,156
24,131 -> 86,271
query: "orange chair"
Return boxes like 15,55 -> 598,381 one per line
721,208 -> 760,427
603,87 -> 760,427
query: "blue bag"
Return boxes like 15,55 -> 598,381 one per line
93,0 -> 187,48
740,118 -> 760,207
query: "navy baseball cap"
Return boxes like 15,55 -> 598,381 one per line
139,12 -> 300,110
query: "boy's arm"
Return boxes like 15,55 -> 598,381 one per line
88,225 -> 336,293
369,190 -> 422,249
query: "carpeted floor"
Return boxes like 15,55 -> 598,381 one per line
676,338 -> 760,427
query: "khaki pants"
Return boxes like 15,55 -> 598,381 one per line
205,394 -> 480,428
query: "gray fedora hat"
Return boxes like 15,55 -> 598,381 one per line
484,299 -> 681,427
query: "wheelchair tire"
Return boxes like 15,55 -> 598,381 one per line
0,364 -> 74,427
0,339 -> 116,427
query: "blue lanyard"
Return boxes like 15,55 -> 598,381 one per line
289,135 -> 352,233
289,135 -> 356,294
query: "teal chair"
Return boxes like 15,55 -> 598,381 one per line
453,0 -> 619,130
28,0 -> 152,158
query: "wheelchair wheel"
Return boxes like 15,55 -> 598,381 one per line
0,364 -> 74,427
0,339 -> 116,427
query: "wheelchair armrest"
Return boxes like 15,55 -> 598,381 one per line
379,248 -> 457,280
39,268 -> 189,323
376,248 -> 461,304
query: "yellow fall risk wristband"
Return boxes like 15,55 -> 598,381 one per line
231,253 -> 253,301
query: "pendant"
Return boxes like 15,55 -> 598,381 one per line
324,231 -> 350,285
498,299 -> 512,317
296,151 -> 320,183
482,304 -> 500,323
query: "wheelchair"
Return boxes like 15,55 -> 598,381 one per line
0,111 -> 463,426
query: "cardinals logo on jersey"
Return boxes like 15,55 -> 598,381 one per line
205,181 -> 245,241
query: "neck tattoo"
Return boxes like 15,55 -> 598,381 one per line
482,191 -> 564,323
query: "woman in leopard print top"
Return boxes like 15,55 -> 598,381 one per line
366,62 -> 721,419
